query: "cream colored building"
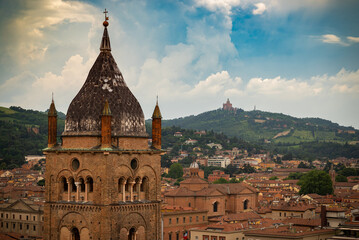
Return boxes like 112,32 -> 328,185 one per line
0,199 -> 43,237
191,228 -> 244,240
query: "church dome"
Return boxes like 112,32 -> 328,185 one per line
63,22 -> 147,137
190,161 -> 199,169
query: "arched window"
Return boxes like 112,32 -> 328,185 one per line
126,177 -> 133,192
71,227 -> 80,240
61,177 -> 68,192
213,202 -> 218,213
118,178 -> 126,193
87,177 -> 94,192
69,178 -> 76,192
128,227 -> 136,240
141,177 -> 149,200
244,199 -> 249,210
141,177 -> 148,192
79,178 -> 85,192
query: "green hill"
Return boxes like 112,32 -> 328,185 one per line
159,109 -> 359,160
162,108 -> 358,144
0,106 -> 65,169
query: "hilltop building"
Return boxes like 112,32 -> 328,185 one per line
223,99 -> 234,111
43,11 -> 162,240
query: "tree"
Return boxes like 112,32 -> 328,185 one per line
298,162 -> 310,169
240,164 -> 256,173
298,170 -> 333,195
269,176 -> 278,180
335,174 -> 348,182
37,179 -> 45,186
339,168 -> 358,177
282,152 -> 293,160
225,164 -> 238,177
229,178 -> 242,183
168,163 -> 183,179
161,154 -> 172,168
174,177 -> 184,186
31,164 -> 41,171
213,178 -> 228,184
285,172 -> 305,180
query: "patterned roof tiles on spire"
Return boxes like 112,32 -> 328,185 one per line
64,13 -> 147,137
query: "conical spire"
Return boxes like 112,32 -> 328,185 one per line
64,9 -> 147,138
152,96 -> 162,119
100,9 -> 111,52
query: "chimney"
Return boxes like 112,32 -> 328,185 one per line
321,205 -> 327,228
48,98 -> 57,148
101,100 -> 112,148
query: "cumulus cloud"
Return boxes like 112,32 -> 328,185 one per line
253,3 -> 266,15
260,0 -> 330,14
194,0 -> 241,15
347,36 -> 359,43
6,0 -> 98,64
318,34 -> 359,46
320,34 -> 345,45
0,54 -> 93,111
327,68 -> 359,93
246,76 -> 322,97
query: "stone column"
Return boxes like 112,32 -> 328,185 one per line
129,181 -> 135,202
137,180 -> 142,201
67,181 -> 71,202
122,180 -> 126,201
75,182 -> 80,202
85,180 -> 89,202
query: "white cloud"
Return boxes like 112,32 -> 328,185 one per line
0,54 -> 93,111
7,0 -> 98,64
261,0 -> 330,15
189,71 -> 241,96
347,36 -> 359,43
314,34 -> 359,46
194,0 -> 241,15
326,68 -> 359,94
253,3 -> 266,15
320,34 -> 344,45
246,76 -> 322,98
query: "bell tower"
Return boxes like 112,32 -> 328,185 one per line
44,10 -> 162,240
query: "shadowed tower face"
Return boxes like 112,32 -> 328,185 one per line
44,10 -> 162,240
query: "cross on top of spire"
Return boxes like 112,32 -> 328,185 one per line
103,9 -> 109,27
103,9 -> 109,20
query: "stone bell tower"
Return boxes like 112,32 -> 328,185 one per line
44,10 -> 162,240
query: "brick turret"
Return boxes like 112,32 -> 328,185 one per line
101,100 -> 112,148
152,98 -> 162,149
47,98 -> 57,148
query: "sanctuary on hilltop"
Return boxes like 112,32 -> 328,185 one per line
44,10 -> 162,240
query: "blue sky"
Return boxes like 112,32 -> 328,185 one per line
0,0 -> 358,128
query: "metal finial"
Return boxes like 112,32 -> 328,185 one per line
52,92 -> 54,102
103,9 -> 109,20
103,9 -> 109,27
156,95 -> 158,105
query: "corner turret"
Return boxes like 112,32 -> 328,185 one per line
48,96 -> 57,148
101,100 -> 112,148
152,97 -> 162,149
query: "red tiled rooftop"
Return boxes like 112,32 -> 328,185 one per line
245,226 -> 334,237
